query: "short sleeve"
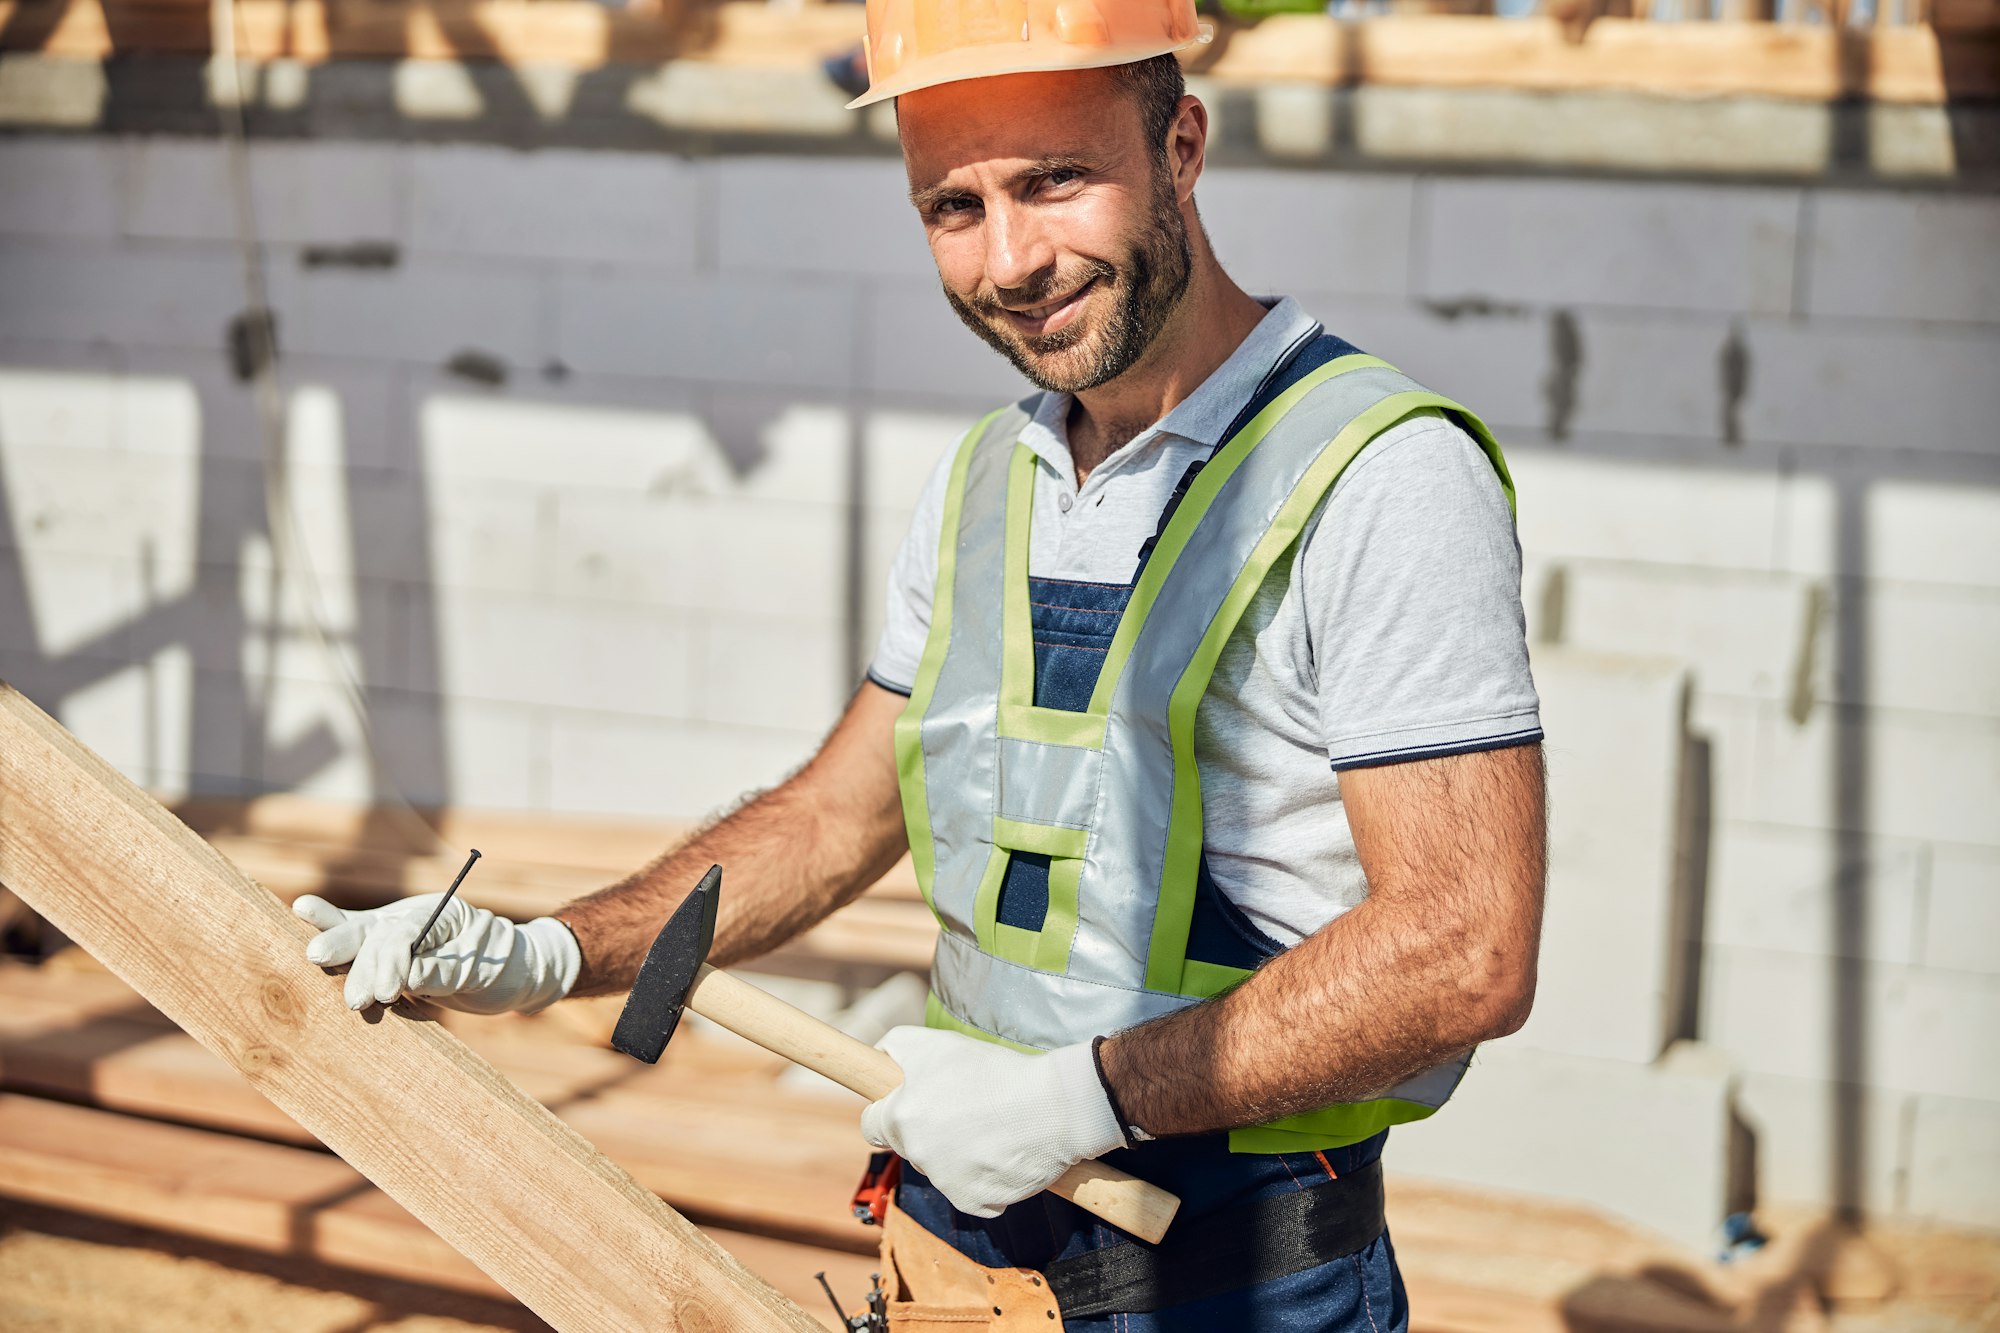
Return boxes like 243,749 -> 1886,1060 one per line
1300,411 -> 1542,770
866,445 -> 958,696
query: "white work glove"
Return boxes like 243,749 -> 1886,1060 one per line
294,893 -> 581,1015
860,1026 -> 1127,1218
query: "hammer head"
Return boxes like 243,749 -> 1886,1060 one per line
609,864 -> 720,1064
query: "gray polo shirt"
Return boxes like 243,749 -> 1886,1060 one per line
869,297 -> 1541,947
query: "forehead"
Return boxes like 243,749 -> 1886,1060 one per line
897,68 -> 1143,190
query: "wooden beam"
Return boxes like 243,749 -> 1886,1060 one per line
0,1092 -> 876,1323
0,2 -> 1991,103
0,683 -> 821,1333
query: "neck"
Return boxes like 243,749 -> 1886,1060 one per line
1066,254 -> 1266,482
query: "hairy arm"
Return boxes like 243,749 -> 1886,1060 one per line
557,681 -> 910,996
1098,742 -> 1547,1135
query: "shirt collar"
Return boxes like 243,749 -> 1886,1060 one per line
1016,296 -> 1322,485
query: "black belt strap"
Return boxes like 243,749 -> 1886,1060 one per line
1040,1157 -> 1386,1318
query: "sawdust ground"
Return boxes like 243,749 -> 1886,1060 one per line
0,1202 -> 550,1333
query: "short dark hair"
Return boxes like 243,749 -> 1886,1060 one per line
1107,55 -> 1187,160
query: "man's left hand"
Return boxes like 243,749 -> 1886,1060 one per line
860,1027 -> 1127,1217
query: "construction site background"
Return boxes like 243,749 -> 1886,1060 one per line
0,0 -> 1996,1326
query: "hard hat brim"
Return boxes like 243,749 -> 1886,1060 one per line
844,28 -> 1210,111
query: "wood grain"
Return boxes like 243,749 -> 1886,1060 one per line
0,682 -> 821,1333
0,1 -> 1990,103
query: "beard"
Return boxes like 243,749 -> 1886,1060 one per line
943,170 -> 1193,396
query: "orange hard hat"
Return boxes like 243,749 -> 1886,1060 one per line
845,0 -> 1209,110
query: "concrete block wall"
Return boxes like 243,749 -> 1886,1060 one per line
2,134 -> 1996,1234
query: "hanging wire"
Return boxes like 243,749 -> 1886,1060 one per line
210,0 -> 452,860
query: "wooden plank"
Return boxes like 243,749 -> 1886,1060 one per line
0,959 -> 873,1252
0,1093 -> 872,1328
0,1 -> 1989,102
1193,13 -> 1993,102
0,682 -> 820,1333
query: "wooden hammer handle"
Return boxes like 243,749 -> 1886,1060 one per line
685,964 -> 1181,1244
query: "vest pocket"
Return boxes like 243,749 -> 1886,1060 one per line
975,822 -> 1085,974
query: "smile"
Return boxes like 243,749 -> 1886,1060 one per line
1000,277 -> 1098,336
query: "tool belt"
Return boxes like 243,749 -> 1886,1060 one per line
878,1157 -> 1386,1327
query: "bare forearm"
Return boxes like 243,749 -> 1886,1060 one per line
557,685 -> 909,996
1100,743 -> 1547,1138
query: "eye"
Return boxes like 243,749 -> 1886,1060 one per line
928,195 -> 979,222
1044,167 -> 1084,189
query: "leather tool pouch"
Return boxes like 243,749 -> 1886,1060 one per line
879,1200 -> 1064,1331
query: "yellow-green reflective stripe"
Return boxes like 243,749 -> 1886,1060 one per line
992,817 -> 1089,858
1227,1099 -> 1439,1155
997,703 -> 1106,749
969,845 -> 1010,954
1086,354 -> 1387,718
998,445 -> 1038,714
1145,389 -> 1481,994
895,411 -> 1002,930
982,819 -> 1085,972
924,991 -> 1039,1052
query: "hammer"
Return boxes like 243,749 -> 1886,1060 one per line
609,865 -> 1181,1244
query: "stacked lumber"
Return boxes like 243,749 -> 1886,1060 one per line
4,800 -> 1996,1332
0,0 -> 1992,102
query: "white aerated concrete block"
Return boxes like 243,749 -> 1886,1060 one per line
553,270 -> 854,389
1198,171 -> 1414,300
1321,298 -> 1548,433
1739,320 -> 2000,457
1419,177 -> 1798,316
1391,1041 -> 1738,1254
862,405 -> 984,512
693,615 -> 848,735
1866,582 -> 2000,719
550,489 -> 849,623
433,587 -> 694,719
1907,1095 -> 2000,1231
408,145 -> 698,268
1804,191 -> 2000,326
1510,450 -> 1788,574
1923,844 -> 2000,976
1558,564 -> 1822,705
270,259 -> 544,366
1704,947 -> 2000,1104
1566,313 -> 1737,443
1701,695 -> 2000,851
1512,649 -> 1689,1065
1704,823 -> 1924,967
0,137 -> 122,239
125,139 -> 403,246
546,710 -> 818,821
716,157 -> 932,278
0,360 -> 122,455
0,441 -> 204,582
0,240 -> 244,349
371,691 -> 544,812
420,479 -> 553,599
1733,1072 -> 1910,1217
1860,480 -> 2000,592
863,277 -> 1034,402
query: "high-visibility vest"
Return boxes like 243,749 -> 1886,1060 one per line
894,349 -> 1517,1154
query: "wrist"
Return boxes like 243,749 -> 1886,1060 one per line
516,916 -> 583,1012
1052,1040 -> 1127,1163
1090,1034 -> 1153,1148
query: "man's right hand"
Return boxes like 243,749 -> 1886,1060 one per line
295,893 -> 581,1015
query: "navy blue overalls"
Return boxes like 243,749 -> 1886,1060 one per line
893,331 -> 1410,1332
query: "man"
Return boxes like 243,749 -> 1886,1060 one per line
296,3 -> 1547,1325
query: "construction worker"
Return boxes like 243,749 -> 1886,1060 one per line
296,2 -> 1548,1325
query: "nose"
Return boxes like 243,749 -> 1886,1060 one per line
982,196 -> 1056,296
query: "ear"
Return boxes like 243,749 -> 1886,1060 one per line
1166,94 -> 1208,206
